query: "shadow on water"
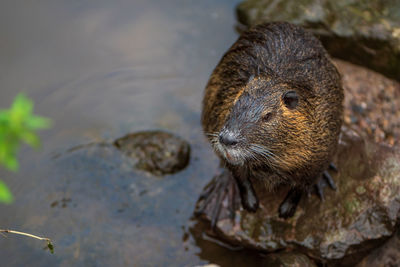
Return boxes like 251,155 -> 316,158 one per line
0,0 -> 269,266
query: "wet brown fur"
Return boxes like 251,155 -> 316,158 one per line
202,22 -> 343,191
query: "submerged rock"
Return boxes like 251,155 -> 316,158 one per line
236,0 -> 400,81
114,131 -> 190,176
196,127 -> 400,265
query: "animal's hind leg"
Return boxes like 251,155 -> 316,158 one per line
194,170 -> 241,228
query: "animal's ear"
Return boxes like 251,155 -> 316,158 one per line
282,91 -> 299,109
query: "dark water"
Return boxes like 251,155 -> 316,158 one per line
0,1 -> 267,266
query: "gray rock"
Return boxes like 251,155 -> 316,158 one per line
356,229 -> 400,267
114,131 -> 190,176
336,59 -> 400,147
236,0 -> 400,81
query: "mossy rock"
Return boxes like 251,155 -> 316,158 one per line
236,0 -> 400,81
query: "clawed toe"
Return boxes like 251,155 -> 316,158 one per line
313,162 -> 338,201
278,189 -> 302,219
314,177 -> 327,201
329,162 -> 338,172
323,170 -> 337,190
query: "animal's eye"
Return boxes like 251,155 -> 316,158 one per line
262,112 -> 272,122
283,91 -> 299,109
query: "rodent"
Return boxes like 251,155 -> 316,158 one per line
201,22 -> 343,218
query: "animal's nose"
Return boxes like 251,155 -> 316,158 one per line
219,132 -> 238,146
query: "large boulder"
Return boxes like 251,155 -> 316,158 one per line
236,0 -> 400,81
195,60 -> 400,266
196,127 -> 400,266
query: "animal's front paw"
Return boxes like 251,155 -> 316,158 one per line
195,170 -> 240,228
278,199 -> 297,218
278,189 -> 302,219
242,188 -> 259,212
236,177 -> 259,213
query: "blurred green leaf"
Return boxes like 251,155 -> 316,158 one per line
0,180 -> 14,204
25,116 -> 52,130
0,111 -> 9,123
0,93 -> 51,171
20,131 -> 40,148
4,155 -> 19,172
11,93 -> 33,118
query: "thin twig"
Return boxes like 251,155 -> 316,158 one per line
0,229 -> 54,253
0,229 -> 49,241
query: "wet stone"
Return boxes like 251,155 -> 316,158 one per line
261,252 -> 317,267
236,0 -> 400,81
114,130 -> 190,176
195,127 -> 400,266
356,229 -> 400,267
336,59 -> 400,147
194,60 -> 400,265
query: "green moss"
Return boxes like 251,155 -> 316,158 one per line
356,186 -> 366,195
345,198 -> 362,214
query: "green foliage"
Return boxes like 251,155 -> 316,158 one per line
0,180 -> 13,204
0,93 -> 51,203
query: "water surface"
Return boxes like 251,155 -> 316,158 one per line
0,1 -> 265,266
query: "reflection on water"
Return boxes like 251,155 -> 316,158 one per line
0,0 -> 267,266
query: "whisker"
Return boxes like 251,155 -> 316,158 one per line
248,144 -> 279,168
205,132 -> 219,137
250,144 -> 275,157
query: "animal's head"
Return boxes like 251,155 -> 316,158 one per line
209,76 -> 316,170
